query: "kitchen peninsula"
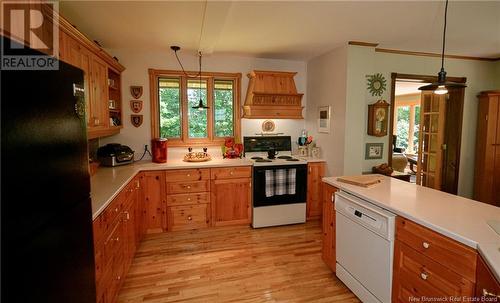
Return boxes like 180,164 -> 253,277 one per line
322,175 -> 500,301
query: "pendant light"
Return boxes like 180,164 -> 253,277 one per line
170,0 -> 209,110
418,0 -> 466,94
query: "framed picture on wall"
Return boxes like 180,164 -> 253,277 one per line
365,143 -> 384,159
318,106 -> 331,133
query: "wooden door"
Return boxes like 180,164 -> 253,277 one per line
90,56 -> 109,129
307,162 -> 325,220
441,88 -> 465,194
211,178 -> 252,226
417,92 -> 447,189
474,93 -> 500,205
321,184 -> 337,272
123,195 -> 137,272
143,171 -> 166,233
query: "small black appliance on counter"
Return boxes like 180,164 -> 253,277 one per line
97,143 -> 135,166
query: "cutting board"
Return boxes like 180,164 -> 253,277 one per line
336,175 -> 383,187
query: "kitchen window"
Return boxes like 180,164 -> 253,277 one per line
149,69 -> 241,146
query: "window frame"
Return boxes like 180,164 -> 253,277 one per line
149,69 -> 242,147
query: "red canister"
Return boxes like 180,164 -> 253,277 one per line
151,138 -> 168,163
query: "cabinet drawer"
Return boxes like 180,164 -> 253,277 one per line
393,241 -> 475,302
103,222 -> 123,267
167,204 -> 209,231
167,192 -> 209,206
396,217 -> 477,281
166,180 -> 210,194
165,169 -> 210,182
211,166 -> 251,180
102,194 -> 124,229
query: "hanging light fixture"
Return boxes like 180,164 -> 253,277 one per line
170,0 -> 209,110
418,0 -> 466,94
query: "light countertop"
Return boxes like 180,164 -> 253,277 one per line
91,158 -> 253,220
91,157 -> 324,220
323,175 -> 500,281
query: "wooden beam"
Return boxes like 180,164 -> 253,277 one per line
348,41 -> 379,47
375,48 -> 498,62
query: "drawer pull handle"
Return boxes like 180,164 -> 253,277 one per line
187,215 -> 193,221
230,171 -> 234,175
422,242 -> 430,249
185,185 -> 191,189
124,211 -> 130,220
187,173 -> 191,177
187,197 -> 192,201
117,275 -> 121,280
114,207 -> 119,213
483,289 -> 500,298
114,237 -> 119,242
420,272 -> 428,280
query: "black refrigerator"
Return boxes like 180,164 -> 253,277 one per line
1,37 -> 97,303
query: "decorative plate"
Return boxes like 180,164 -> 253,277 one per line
183,152 -> 211,162
366,73 -> 387,97
262,120 -> 275,132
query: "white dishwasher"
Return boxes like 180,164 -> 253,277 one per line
335,190 -> 396,303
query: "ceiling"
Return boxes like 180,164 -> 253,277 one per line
59,1 -> 500,61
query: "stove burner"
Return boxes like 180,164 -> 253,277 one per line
251,156 -> 263,160
277,155 -> 292,159
286,158 -> 300,161
255,159 -> 273,162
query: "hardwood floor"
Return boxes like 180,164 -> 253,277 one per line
118,220 -> 360,303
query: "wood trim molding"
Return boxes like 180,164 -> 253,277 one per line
348,41 -> 379,47
58,14 -> 125,72
375,48 -> 498,62
148,69 -> 242,147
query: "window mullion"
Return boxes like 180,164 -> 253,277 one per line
207,77 -> 214,141
181,76 -> 188,143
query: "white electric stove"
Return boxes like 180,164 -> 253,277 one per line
243,136 -> 308,228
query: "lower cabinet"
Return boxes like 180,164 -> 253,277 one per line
307,162 -> 326,220
321,183 -> 337,271
392,217 -> 477,302
142,171 -> 166,233
211,167 -> 252,226
93,175 -> 142,303
475,254 -> 500,299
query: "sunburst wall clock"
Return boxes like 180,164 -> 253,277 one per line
366,73 -> 387,97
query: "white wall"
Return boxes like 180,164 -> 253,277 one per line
100,49 -> 307,160
305,45 -> 348,177
344,45 -> 499,197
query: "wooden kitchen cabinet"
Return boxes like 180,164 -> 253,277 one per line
307,162 -> 325,220
211,177 -> 252,226
143,171 -> 167,233
166,169 -> 210,231
93,176 -> 143,303
475,254 -> 500,299
321,183 -> 337,272
474,90 -> 500,207
393,217 -> 477,302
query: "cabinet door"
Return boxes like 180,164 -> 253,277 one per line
475,254 -> 500,299
211,178 -> 251,226
89,56 -> 109,128
307,162 -> 325,220
321,184 -> 337,271
143,172 -> 166,233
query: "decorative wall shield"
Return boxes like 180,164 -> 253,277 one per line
130,100 -> 143,113
130,86 -> 143,99
131,114 -> 143,127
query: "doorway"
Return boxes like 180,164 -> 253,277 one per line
388,73 -> 466,194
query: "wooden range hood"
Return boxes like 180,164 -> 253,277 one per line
243,70 -> 304,119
